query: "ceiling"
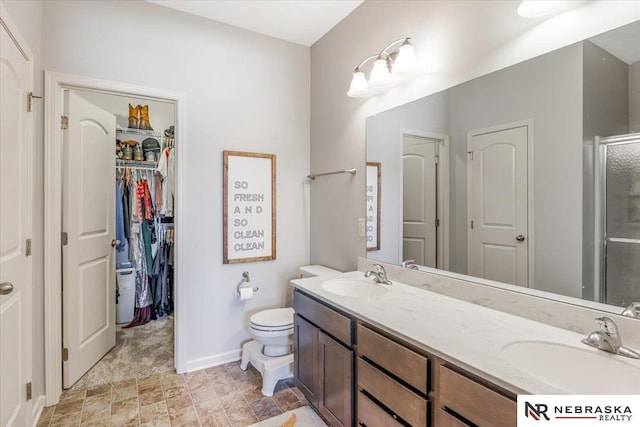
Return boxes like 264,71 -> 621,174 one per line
146,0 -> 364,46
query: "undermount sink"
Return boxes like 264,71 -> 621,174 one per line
502,341 -> 640,394
321,278 -> 388,298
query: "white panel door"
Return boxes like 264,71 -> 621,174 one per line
403,135 -> 438,268
0,15 -> 33,427
468,125 -> 528,286
62,92 -> 116,388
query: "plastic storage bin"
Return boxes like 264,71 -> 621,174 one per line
116,268 -> 135,324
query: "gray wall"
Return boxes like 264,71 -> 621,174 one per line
449,43 -> 583,296
310,0 -> 640,274
366,43 -> 585,297
366,91 -> 449,265
37,0 -> 310,376
2,0 -> 46,404
582,40 -> 629,301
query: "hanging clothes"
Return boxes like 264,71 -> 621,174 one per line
124,221 -> 154,328
116,163 -> 174,327
157,147 -> 175,217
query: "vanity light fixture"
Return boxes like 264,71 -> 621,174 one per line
347,37 -> 418,98
517,0 -> 561,18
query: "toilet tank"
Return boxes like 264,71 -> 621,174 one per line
298,265 -> 341,278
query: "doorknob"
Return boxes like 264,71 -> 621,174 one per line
516,235 -> 526,242
0,282 -> 14,295
111,239 -> 121,247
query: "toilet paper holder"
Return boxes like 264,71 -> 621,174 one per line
238,271 -> 259,293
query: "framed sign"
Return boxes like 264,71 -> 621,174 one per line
223,151 -> 276,263
366,162 -> 381,251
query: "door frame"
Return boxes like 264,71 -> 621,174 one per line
43,71 -> 187,405
466,119 -> 535,288
398,129 -> 450,270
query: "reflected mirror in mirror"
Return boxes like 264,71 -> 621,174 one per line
366,20 -> 640,310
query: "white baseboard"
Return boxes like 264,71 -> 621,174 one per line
184,349 -> 241,373
32,395 -> 46,427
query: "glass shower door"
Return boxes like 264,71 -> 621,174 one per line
605,138 -> 640,306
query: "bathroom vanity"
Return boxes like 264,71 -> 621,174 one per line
293,287 -> 516,426
291,270 -> 640,426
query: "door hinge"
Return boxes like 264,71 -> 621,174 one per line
26,239 -> 32,256
61,232 -> 68,246
26,382 -> 32,401
467,150 -> 473,160
435,155 -> 440,165
435,218 -> 440,228
471,220 -> 474,229
61,115 -> 68,130
62,348 -> 69,362
27,92 -> 42,113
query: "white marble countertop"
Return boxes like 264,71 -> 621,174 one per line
290,271 -> 640,395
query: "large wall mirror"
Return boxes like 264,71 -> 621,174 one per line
366,20 -> 640,313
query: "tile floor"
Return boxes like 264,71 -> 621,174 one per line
37,362 -> 308,427
70,316 -> 175,391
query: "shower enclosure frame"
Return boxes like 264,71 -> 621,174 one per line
594,132 -> 640,305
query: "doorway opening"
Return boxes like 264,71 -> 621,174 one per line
44,72 -> 186,406
400,130 -> 450,270
62,90 -> 177,391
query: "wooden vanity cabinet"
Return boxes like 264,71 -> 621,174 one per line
437,364 -> 517,427
356,324 -> 430,426
293,289 -> 517,427
293,291 -> 354,427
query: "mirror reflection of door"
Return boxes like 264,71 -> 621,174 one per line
403,135 -> 440,268
467,124 -> 529,287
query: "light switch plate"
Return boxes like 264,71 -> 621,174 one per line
358,218 -> 366,237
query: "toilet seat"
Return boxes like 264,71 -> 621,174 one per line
250,308 -> 294,330
249,325 -> 293,332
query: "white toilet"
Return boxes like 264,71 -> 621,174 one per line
249,307 -> 294,357
240,265 -> 340,396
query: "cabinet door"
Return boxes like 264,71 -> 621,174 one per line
318,331 -> 354,427
294,314 -> 319,406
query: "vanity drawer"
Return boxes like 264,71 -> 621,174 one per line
357,324 -> 428,394
438,409 -> 473,427
439,365 -> 516,427
294,291 -> 353,346
357,391 -> 403,427
357,358 -> 428,426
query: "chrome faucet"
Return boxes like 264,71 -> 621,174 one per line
401,259 -> 419,270
581,317 -> 640,359
622,302 -> 640,319
364,264 -> 392,285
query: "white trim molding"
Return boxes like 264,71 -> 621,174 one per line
184,349 -> 242,373
31,395 -> 46,427
43,71 -> 187,405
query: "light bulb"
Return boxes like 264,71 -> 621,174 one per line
393,42 -> 418,76
347,71 -> 369,97
369,58 -> 391,87
517,1 -> 560,18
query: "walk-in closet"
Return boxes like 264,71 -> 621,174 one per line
63,90 -> 177,390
